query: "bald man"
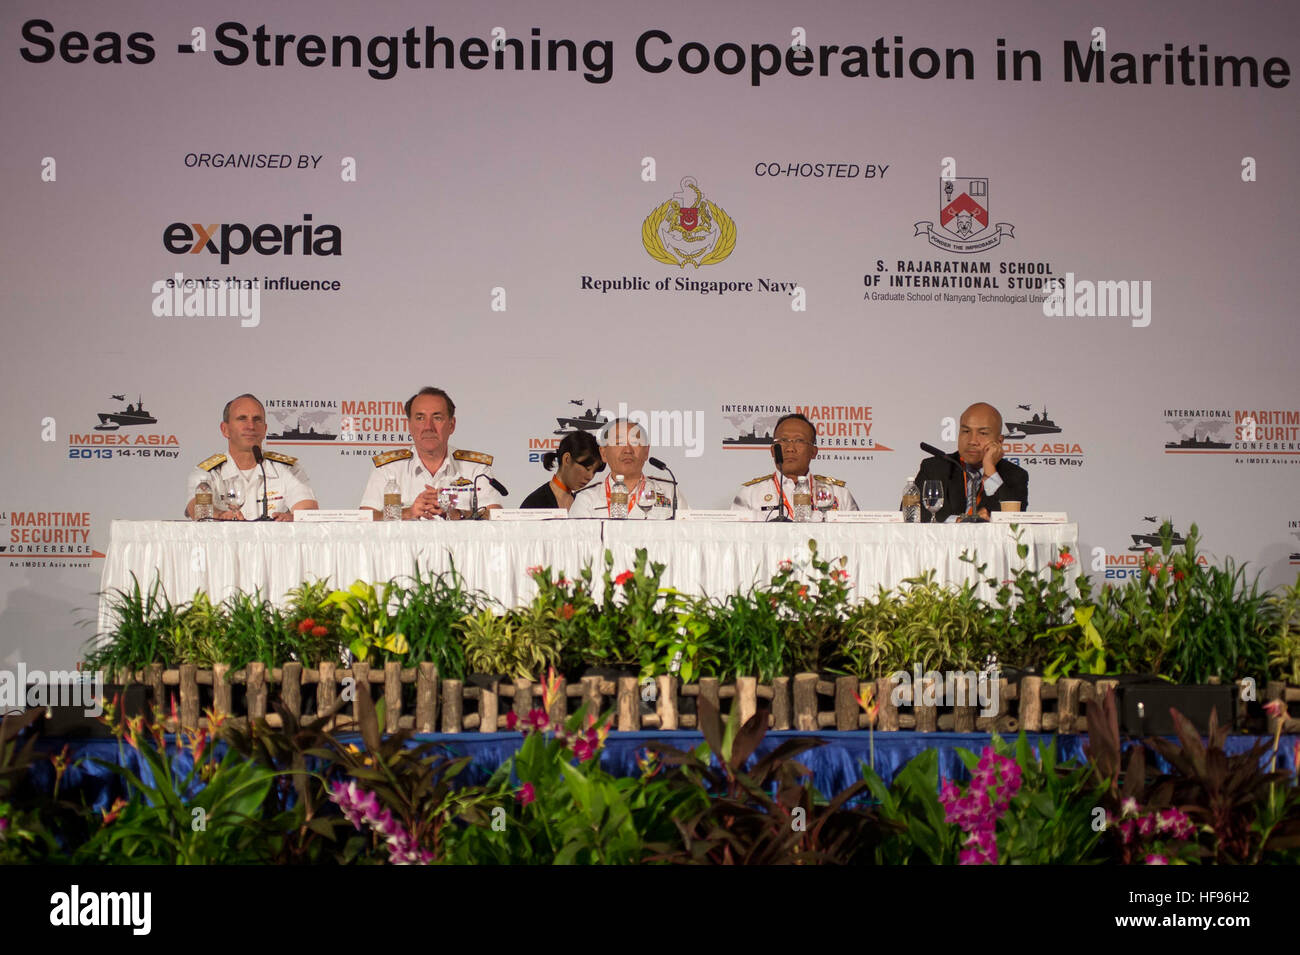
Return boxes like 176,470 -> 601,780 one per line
912,402 -> 1028,522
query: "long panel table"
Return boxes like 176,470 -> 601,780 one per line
97,519 -> 1079,635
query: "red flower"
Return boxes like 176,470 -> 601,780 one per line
515,782 -> 536,805
101,797 -> 128,825
798,586 -> 808,599
831,568 -> 850,582
1052,550 -> 1076,570
311,625 -> 328,638
615,571 -> 635,586
526,565 -> 543,576
505,711 -> 519,730
298,618 -> 315,634
1173,570 -> 1185,582
559,603 -> 575,621
572,737 -> 596,762
525,708 -> 550,731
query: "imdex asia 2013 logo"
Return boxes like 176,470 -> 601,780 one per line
67,393 -> 182,463
999,403 -> 1084,469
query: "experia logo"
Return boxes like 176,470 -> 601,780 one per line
162,214 -> 341,265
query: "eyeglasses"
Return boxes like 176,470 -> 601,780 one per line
774,438 -> 812,448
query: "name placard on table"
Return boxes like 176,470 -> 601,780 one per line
989,512 -> 1069,524
293,509 -> 372,523
489,508 -> 569,521
826,510 -> 905,523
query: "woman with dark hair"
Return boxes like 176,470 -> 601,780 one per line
520,430 -> 604,510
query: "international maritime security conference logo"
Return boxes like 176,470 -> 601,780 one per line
914,177 -> 1014,254
642,177 -> 736,268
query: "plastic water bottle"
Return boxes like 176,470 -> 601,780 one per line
793,475 -> 812,522
383,476 -> 401,521
194,480 -> 213,521
610,474 -> 629,519
901,478 -> 921,523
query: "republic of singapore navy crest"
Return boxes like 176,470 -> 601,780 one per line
914,177 -> 1015,253
642,177 -> 736,268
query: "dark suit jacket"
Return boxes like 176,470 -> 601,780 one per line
913,452 -> 1029,522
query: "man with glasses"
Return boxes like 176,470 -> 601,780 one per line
568,418 -> 686,519
730,413 -> 858,520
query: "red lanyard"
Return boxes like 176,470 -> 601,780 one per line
772,472 -> 795,515
604,475 -> 645,515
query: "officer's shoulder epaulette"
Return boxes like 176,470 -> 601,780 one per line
814,474 -> 846,487
263,450 -> 298,467
453,449 -> 494,466
742,474 -> 771,487
373,449 -> 413,467
197,453 -> 227,472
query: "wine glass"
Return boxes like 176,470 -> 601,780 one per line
814,480 -> 835,517
437,488 -> 455,518
922,480 -> 944,523
221,482 -> 244,519
637,480 -> 657,517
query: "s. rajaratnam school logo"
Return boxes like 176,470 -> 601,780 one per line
643,177 -> 736,268
914,177 -> 1015,254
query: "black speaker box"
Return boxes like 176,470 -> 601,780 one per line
1117,683 -> 1236,736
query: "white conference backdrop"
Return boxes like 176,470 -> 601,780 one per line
2,0 -> 1297,669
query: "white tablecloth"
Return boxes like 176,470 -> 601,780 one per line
98,519 -> 1078,632
97,519 -> 602,634
601,521 -> 1079,601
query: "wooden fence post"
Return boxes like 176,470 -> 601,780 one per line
212,663 -> 232,722
736,677 -> 757,726
480,678 -> 500,733
655,675 -> 677,730
281,662 -> 302,725
247,662 -> 267,722
384,662 -> 402,734
771,677 -> 791,730
179,664 -> 199,730
442,679 -> 463,733
416,664 -> 438,733
876,675 -> 899,732
792,673 -> 818,731
834,676 -> 858,731
1057,678 -> 1081,734
1020,676 -> 1042,732
617,676 -> 638,731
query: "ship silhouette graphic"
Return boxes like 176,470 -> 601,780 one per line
268,418 -> 337,441
94,395 -> 157,431
723,422 -> 775,446
1165,429 -> 1231,450
1129,517 -> 1188,551
555,401 -> 608,434
1005,405 -> 1062,437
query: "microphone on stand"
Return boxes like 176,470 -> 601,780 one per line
767,443 -> 792,522
252,445 -> 273,521
647,457 -> 678,520
470,474 -> 509,519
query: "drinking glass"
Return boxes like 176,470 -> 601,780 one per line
637,481 -> 657,517
221,482 -> 244,518
814,481 -> 835,516
922,480 -> 944,522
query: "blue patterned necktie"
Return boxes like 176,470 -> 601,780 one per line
964,465 -> 982,515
